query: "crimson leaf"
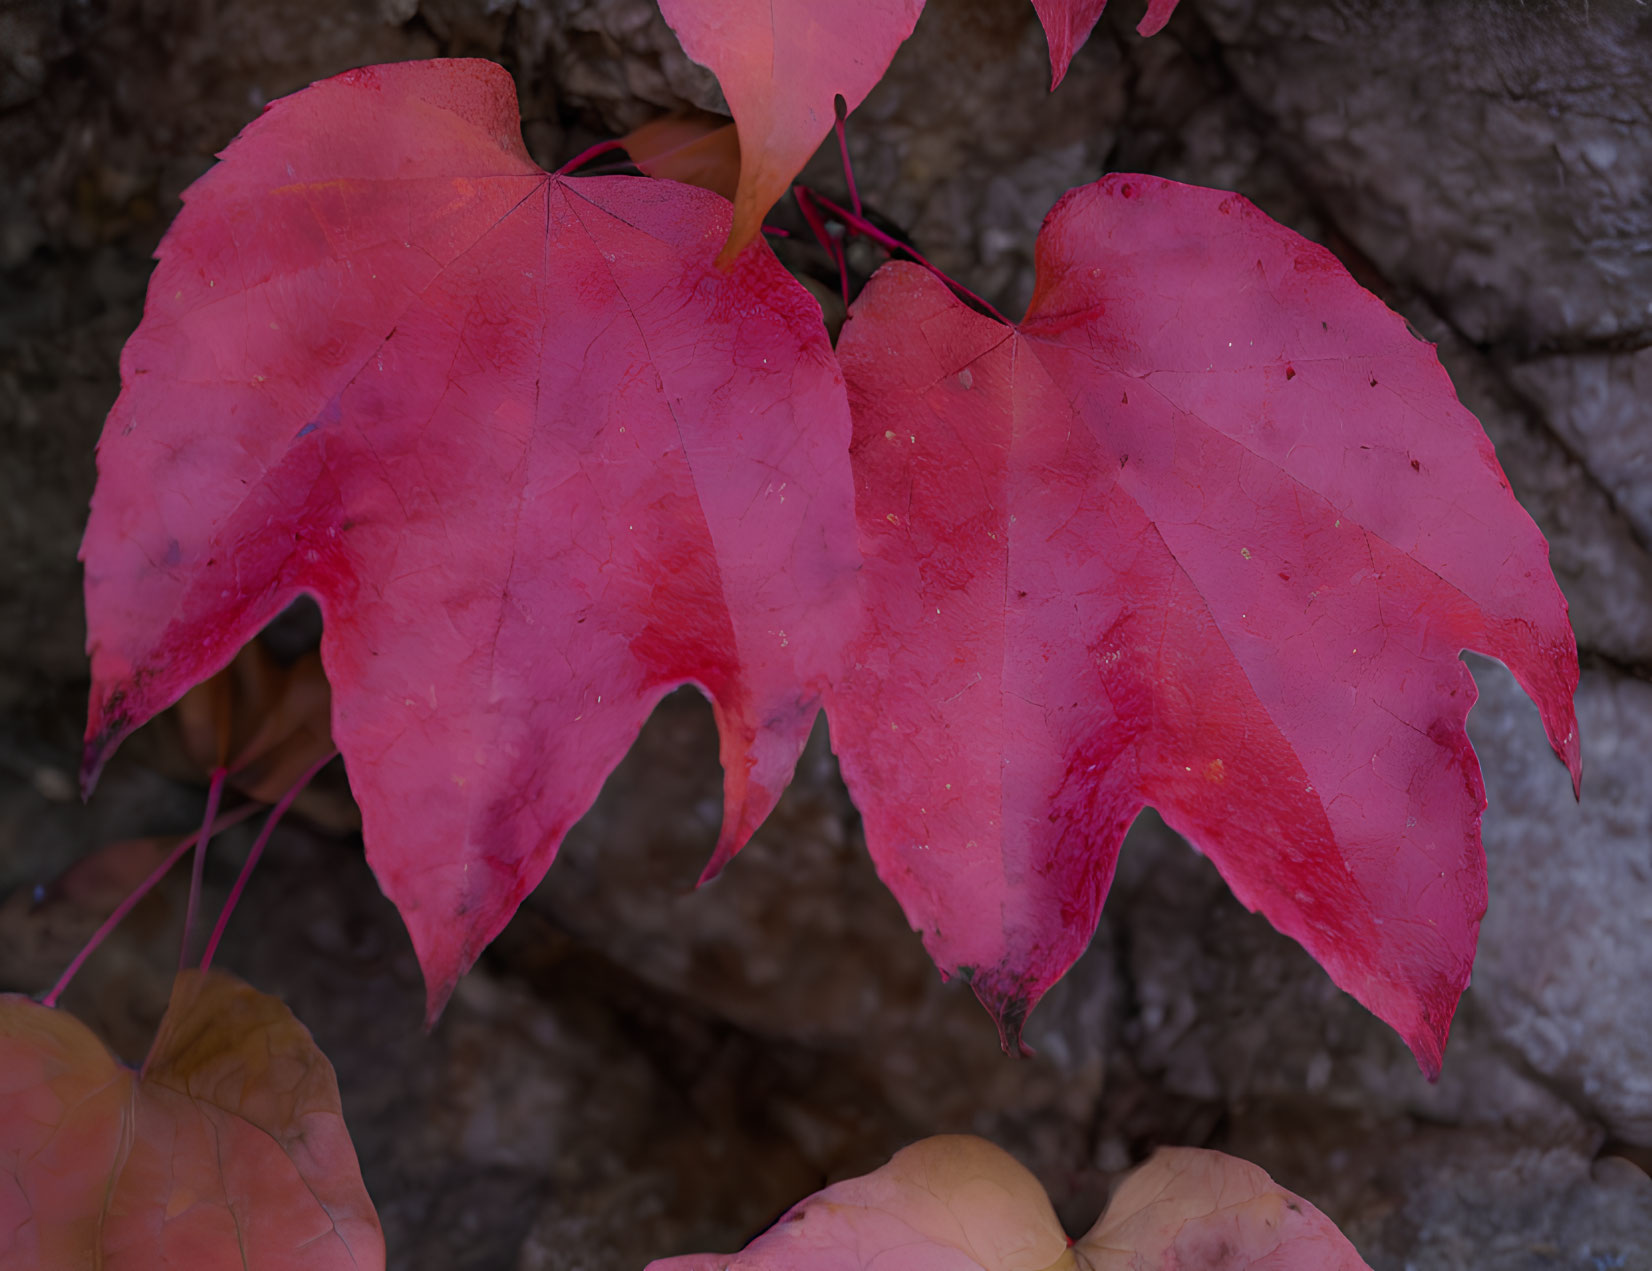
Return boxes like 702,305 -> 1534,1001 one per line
80,59 -> 860,1018
826,177 -> 1580,1074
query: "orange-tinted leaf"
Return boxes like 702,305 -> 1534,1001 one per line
647,1135 -> 1368,1271
622,110 -> 742,202
0,971 -> 383,1270
655,0 -> 923,260
1079,1148 -> 1368,1269
225,651 -> 335,805
173,645 -> 237,771
171,642 -> 336,803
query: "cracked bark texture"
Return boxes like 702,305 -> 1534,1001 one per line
1,0 -> 1649,1268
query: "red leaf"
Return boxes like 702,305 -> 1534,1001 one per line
827,176 -> 1580,1074
654,1 -> 1180,252
0,971 -> 382,1269
80,60 -> 860,1018
646,1135 -> 1370,1271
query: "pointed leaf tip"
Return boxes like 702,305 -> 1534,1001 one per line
1032,0 -> 1181,89
969,973 -> 1038,1059
1030,0 -> 1108,90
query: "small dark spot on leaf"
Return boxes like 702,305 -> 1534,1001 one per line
1370,376 -> 1378,387
1411,458 -> 1421,472
1119,454 -> 1129,468
1016,589 -> 1028,599
1284,365 -> 1296,380
1120,182 -> 1135,198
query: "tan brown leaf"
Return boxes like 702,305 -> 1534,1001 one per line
0,970 -> 383,1270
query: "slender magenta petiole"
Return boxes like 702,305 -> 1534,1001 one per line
556,139 -> 629,177
793,187 -> 851,304
199,750 -> 338,973
833,94 -> 863,219
792,186 -> 834,256
41,802 -> 261,1007
832,229 -> 851,306
804,188 -> 1013,325
179,767 -> 227,970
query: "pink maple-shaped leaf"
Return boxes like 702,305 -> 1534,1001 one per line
828,176 -> 1579,1075
80,59 -> 860,1017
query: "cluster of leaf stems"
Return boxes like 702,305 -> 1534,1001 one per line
557,96 -> 1011,326
43,751 -> 336,1008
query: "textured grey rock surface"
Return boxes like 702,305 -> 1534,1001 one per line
1,0 -> 1649,1268
1194,0 -> 1652,352
1512,347 -> 1652,546
1470,659 -> 1652,1148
